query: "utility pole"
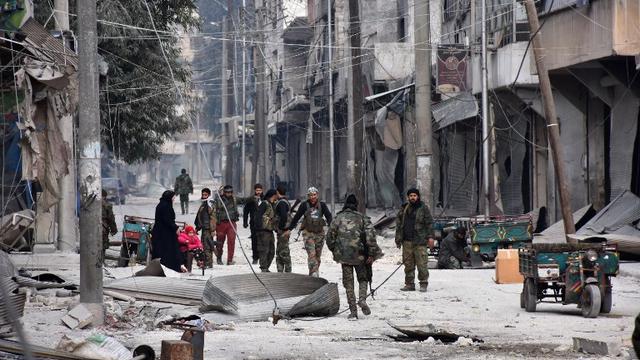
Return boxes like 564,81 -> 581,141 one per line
481,0 -> 490,217
347,0 -> 365,213
55,0 -> 76,252
77,0 -> 103,324
414,0 -> 433,207
255,8 -> 267,185
222,3 -> 234,186
241,1 -> 247,194
523,0 -> 576,239
327,0 -> 335,214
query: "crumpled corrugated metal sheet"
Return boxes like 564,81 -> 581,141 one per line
104,277 -> 207,306
0,293 -> 26,329
0,252 -> 15,278
577,190 -> 640,235
202,273 -> 340,321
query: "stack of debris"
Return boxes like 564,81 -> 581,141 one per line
536,190 -> 640,258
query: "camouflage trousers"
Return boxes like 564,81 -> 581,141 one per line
402,241 -> 429,285
179,194 -> 189,214
276,231 -> 291,272
342,264 -> 368,313
201,229 -> 215,267
257,231 -> 275,271
303,230 -> 324,276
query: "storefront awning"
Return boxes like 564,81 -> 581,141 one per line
432,92 -> 478,131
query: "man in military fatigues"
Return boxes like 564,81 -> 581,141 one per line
174,169 -> 193,215
437,227 -> 468,269
256,189 -> 278,272
395,188 -> 434,292
102,189 -> 118,260
274,185 -> 292,272
327,194 -> 382,319
212,185 -> 240,265
287,186 -> 333,277
243,183 -> 263,264
194,188 -> 216,267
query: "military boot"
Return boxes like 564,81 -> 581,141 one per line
358,282 -> 371,316
400,283 -> 415,291
347,303 -> 358,320
419,282 -> 428,292
216,257 -> 224,265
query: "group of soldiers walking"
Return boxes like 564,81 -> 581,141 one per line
173,169 -> 464,320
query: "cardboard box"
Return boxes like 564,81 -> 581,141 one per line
495,249 -> 524,284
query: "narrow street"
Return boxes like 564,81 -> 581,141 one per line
14,196 -> 640,359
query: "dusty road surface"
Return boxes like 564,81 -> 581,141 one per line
13,195 -> 640,359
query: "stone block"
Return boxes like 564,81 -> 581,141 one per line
61,303 -> 95,329
573,337 -> 622,356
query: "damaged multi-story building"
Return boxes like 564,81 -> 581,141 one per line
437,0 -> 640,223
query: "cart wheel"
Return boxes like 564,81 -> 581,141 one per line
524,278 -> 537,312
600,283 -> 612,314
581,284 -> 601,318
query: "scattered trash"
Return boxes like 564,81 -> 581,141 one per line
454,337 -> 474,347
61,304 -> 95,329
56,333 -> 131,360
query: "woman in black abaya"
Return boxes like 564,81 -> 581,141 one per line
151,190 -> 184,272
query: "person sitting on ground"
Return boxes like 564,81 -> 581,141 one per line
437,227 -> 469,269
178,225 -> 204,272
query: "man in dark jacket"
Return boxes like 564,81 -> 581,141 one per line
274,184 -> 291,272
174,169 -> 193,215
194,188 -> 215,267
243,183 -> 263,264
327,194 -> 383,319
256,189 -> 278,272
395,188 -> 434,292
437,227 -> 468,269
102,190 -> 118,261
287,186 -> 333,277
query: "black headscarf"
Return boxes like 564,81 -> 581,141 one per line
161,190 -> 175,202
343,193 -> 358,211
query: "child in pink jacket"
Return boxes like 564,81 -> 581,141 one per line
178,225 -> 204,272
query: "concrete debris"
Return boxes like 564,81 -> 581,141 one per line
61,303 -> 95,329
103,290 -> 136,303
56,334 -> 131,360
454,337 -> 474,347
572,337 -> 622,356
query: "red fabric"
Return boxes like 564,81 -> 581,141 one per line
184,225 -> 195,234
215,221 -> 236,262
178,232 -> 203,252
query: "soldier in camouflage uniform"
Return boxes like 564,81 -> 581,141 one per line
102,190 -> 118,260
395,188 -> 434,292
174,169 -> 193,215
256,189 -> 278,272
211,185 -> 240,265
194,188 -> 216,267
274,185 -> 292,272
327,194 -> 383,319
287,187 -> 333,277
